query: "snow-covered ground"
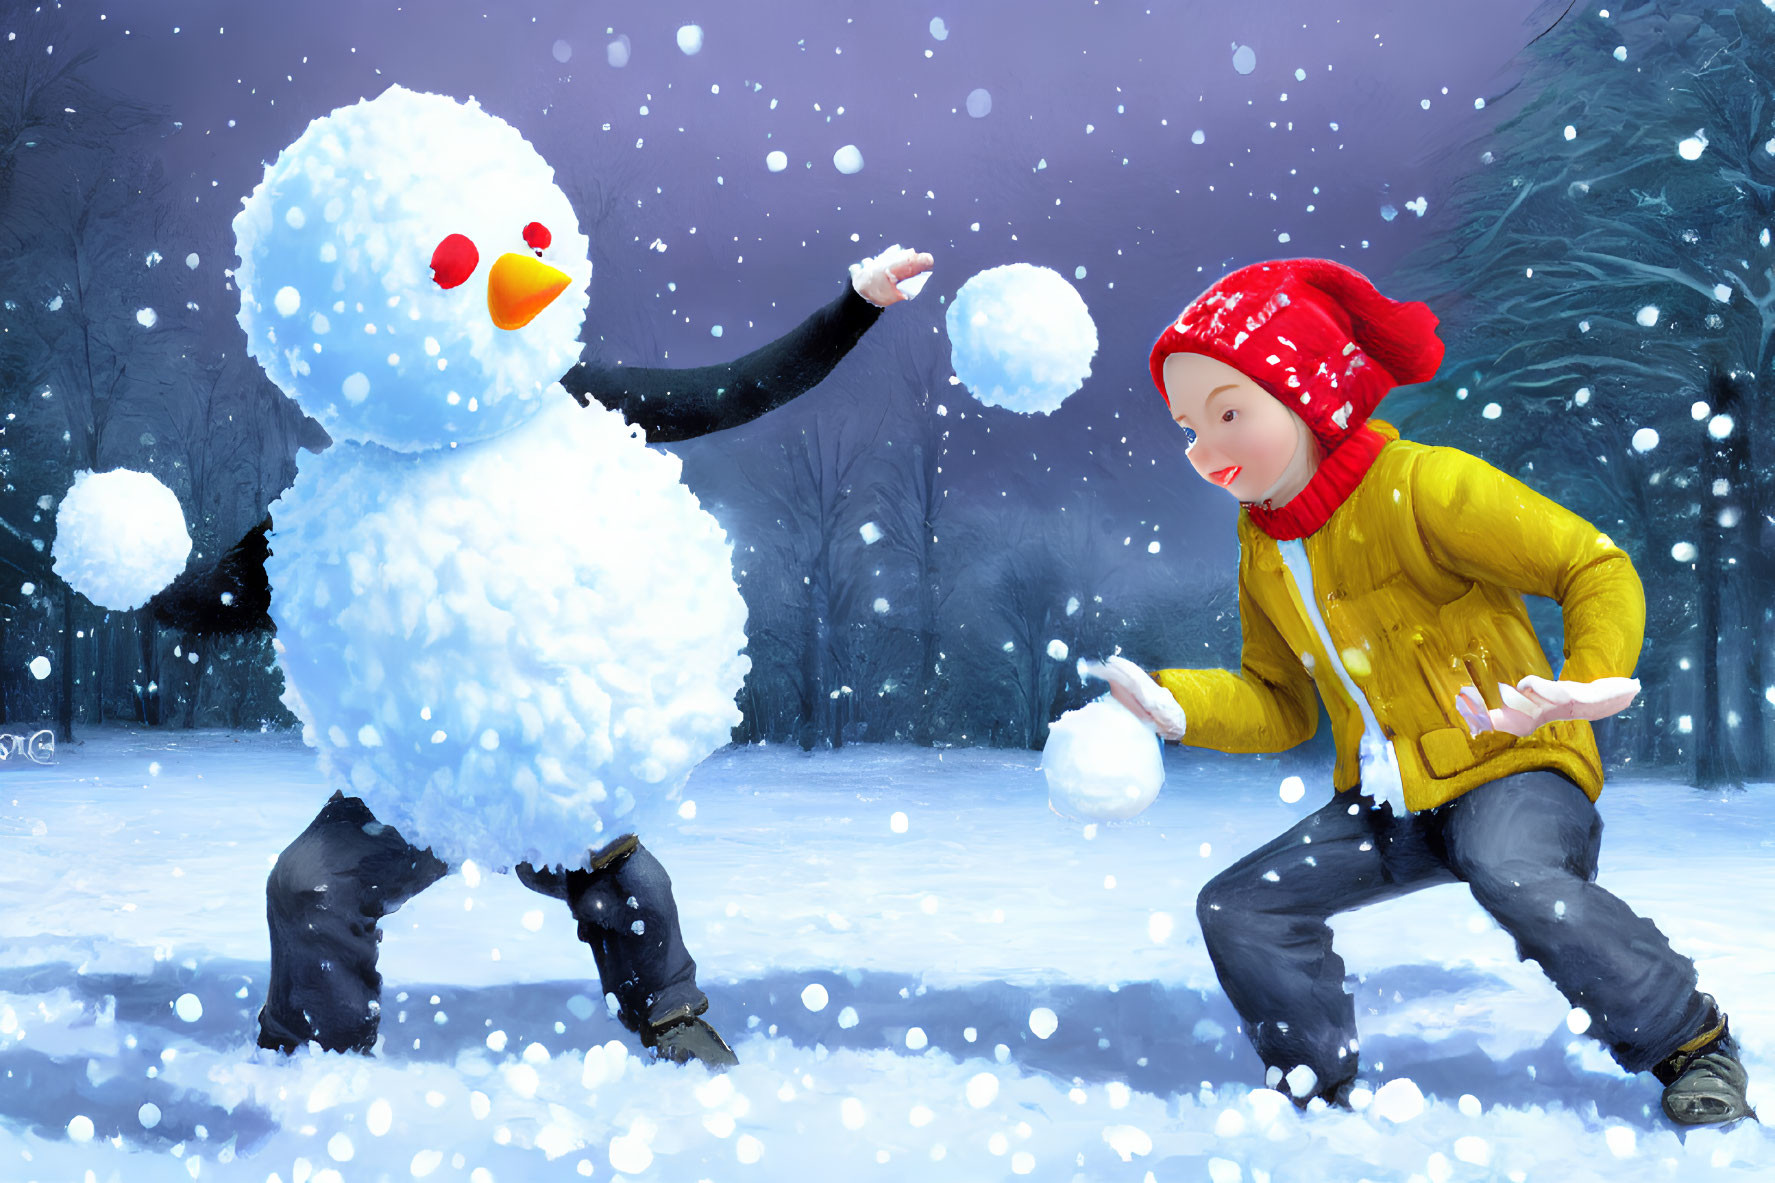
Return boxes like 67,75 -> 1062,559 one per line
1,729 -> 1770,1182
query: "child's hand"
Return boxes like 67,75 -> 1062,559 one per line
1079,656 -> 1188,741
1455,675 -> 1641,738
850,245 -> 935,306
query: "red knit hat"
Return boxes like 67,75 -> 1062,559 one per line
1148,258 -> 1444,447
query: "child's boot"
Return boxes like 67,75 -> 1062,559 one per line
1655,997 -> 1754,1126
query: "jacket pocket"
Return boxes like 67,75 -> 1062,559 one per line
1409,627 -> 1481,777
1418,727 -> 1473,778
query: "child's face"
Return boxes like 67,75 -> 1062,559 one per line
1162,352 -> 1305,501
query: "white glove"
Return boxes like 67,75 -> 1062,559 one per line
1078,656 -> 1187,741
850,244 -> 935,306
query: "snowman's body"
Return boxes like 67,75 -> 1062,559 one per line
266,400 -> 749,869
236,86 -> 749,870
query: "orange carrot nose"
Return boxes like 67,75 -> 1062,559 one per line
487,252 -> 571,330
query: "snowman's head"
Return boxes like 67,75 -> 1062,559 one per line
233,85 -> 592,451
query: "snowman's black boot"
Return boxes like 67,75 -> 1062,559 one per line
518,835 -> 736,1069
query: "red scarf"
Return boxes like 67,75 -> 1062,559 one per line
1243,422 -> 1390,540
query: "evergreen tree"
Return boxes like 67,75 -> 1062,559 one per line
1394,0 -> 1775,785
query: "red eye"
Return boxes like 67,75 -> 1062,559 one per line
522,221 -> 552,251
431,233 -> 479,289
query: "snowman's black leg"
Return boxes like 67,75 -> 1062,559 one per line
257,792 -> 449,1054
568,837 -> 707,1030
518,836 -> 735,1066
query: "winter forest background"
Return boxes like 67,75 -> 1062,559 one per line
1,0 -> 1772,787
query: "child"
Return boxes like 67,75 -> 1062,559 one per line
1092,258 -> 1751,1126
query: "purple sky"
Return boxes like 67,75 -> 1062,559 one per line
9,0 -> 1561,558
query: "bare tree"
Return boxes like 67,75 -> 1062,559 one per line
0,139 -> 198,740
737,408 -> 888,747
977,494 -> 1135,749
0,10 -> 158,214
869,323 -> 957,742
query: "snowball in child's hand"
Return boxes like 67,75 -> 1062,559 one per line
52,469 -> 192,611
1043,698 -> 1165,821
946,263 -> 1098,414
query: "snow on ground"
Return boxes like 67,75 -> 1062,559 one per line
2,729 -> 1771,1181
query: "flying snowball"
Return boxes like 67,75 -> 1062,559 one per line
966,88 -> 992,118
52,469 -> 192,611
1042,698 -> 1164,821
608,35 -> 632,68
677,25 -> 704,55
1232,44 -> 1258,75
946,264 -> 1099,414
28,656 -> 51,681
833,144 -> 864,174
766,150 -> 788,172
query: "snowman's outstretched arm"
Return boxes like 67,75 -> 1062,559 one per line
180,283 -> 878,619
561,283 -> 882,443
147,517 -> 275,635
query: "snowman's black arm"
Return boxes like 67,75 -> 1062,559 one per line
146,287 -> 879,631
146,517 -> 276,635
560,284 -> 883,443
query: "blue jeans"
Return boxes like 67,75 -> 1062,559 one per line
1196,769 -> 1711,1099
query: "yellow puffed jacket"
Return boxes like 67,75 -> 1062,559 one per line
1154,422 -> 1645,811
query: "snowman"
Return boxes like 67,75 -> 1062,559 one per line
225,85 -> 933,1066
